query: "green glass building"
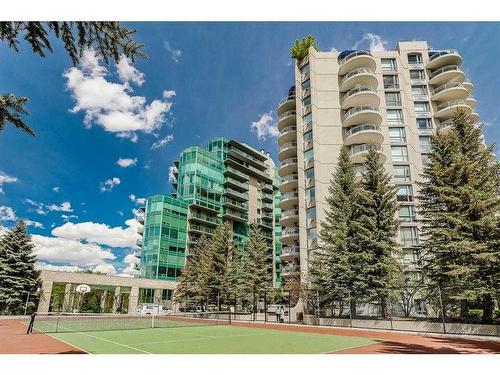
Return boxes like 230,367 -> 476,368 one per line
136,137 -> 282,286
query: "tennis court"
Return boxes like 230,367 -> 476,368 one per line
25,312 -> 376,354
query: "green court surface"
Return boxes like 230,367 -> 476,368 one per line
46,325 -> 376,354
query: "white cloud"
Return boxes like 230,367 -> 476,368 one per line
353,33 -> 388,52
93,263 -> 117,275
250,112 -> 279,141
32,235 -> 116,266
35,262 -> 83,273
47,201 -> 73,212
25,219 -> 44,229
0,206 -> 16,221
129,194 -> 146,205
61,214 -> 78,221
163,90 -> 176,99
164,41 -> 182,63
169,165 -> 177,183
151,134 -> 174,150
0,224 -> 8,236
117,157 -> 138,168
51,219 -> 139,248
64,49 -> 175,142
330,47 -> 338,52
0,172 -> 17,194
100,177 -> 121,192
52,186 -> 60,193
119,252 -> 140,277
116,55 -> 145,86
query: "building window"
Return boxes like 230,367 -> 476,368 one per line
397,185 -> 414,202
414,101 -> 430,115
303,130 -> 313,142
389,127 -> 406,143
381,58 -> 397,71
391,146 -> 409,162
305,187 -> 315,199
302,79 -> 310,90
400,227 -> 419,246
419,136 -> 431,153
394,165 -> 411,181
304,148 -> 314,161
385,92 -> 401,106
408,53 -> 423,65
387,109 -> 404,124
300,63 -> 310,73
383,75 -> 399,90
305,168 -> 315,180
399,205 -> 417,222
410,70 -> 425,80
303,112 -> 312,125
302,96 -> 311,106
417,118 -> 432,130
412,85 -> 427,96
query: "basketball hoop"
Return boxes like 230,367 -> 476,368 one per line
76,284 -> 91,294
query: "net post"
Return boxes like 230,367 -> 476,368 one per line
26,312 -> 35,334
56,315 -> 60,333
217,292 -> 220,320
288,291 -> 291,324
348,291 -> 353,329
152,313 -> 155,329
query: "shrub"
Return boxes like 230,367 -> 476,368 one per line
290,35 -> 319,61
466,309 -> 483,323
494,309 -> 500,320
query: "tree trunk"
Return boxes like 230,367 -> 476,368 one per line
350,299 -> 357,319
380,297 -> 387,319
481,294 -> 494,324
460,299 -> 469,319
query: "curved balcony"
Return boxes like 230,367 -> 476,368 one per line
344,124 -> 383,146
278,110 -> 297,131
338,50 -> 376,76
429,65 -> 464,86
437,119 -> 454,133
280,191 -> 298,210
278,125 -> 297,145
349,144 -> 385,164
279,157 -> 298,177
427,49 -> 462,70
281,209 -> 299,227
340,67 -> 377,92
465,97 -> 477,110
343,105 -> 382,127
470,112 -> 480,123
341,86 -> 380,110
462,80 -> 474,94
278,141 -> 297,161
281,227 -> 299,242
280,173 -> 298,192
434,100 -> 471,119
280,246 -> 300,260
277,95 -> 296,115
431,82 -> 469,102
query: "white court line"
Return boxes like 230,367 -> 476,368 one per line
34,320 -> 152,354
321,341 -> 380,354
134,331 -> 288,347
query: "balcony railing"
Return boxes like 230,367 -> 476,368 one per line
281,157 -> 298,167
350,143 -> 382,156
342,86 -> 377,103
281,246 -> 300,256
225,188 -> 248,201
280,125 -> 297,135
345,124 -> 381,138
431,81 -> 465,96
282,209 -> 299,218
429,49 -> 459,61
190,213 -> 220,225
339,50 -> 372,65
302,104 -> 312,116
340,67 -> 375,86
282,174 -> 298,183
384,82 -> 400,90
279,110 -> 296,120
136,238 -> 143,247
429,65 -> 462,79
282,227 -> 299,236
436,99 -> 468,111
344,105 -> 379,119
302,87 -> 311,99
437,119 -> 454,130
301,71 -> 310,82
281,191 -> 299,201
280,141 -> 297,151
278,95 -> 296,107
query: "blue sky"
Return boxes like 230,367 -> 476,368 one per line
1,22 -> 499,275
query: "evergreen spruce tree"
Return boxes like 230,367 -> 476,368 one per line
174,235 -> 211,306
240,224 -> 271,295
419,110 -> 500,323
206,222 -> 235,305
0,220 -> 39,314
358,146 -> 402,317
308,147 -> 369,317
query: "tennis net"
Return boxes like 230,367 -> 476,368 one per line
27,311 -> 231,334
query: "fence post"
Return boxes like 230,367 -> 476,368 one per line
23,291 -> 31,316
388,294 -> 394,331
437,286 -> 447,334
348,291 -> 353,328
217,292 -> 220,320
316,290 -> 320,321
264,290 -> 267,323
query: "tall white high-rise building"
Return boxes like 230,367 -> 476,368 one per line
277,41 -> 479,283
